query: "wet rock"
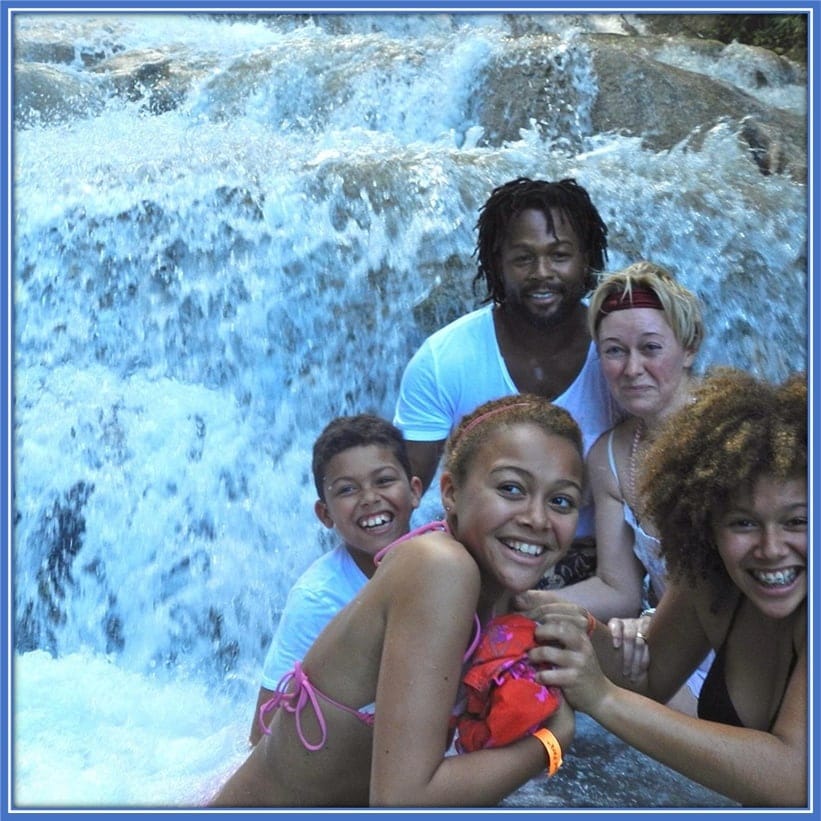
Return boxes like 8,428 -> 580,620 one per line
739,114 -> 805,177
13,15 -> 806,179
472,32 -> 805,182
475,34 -> 592,149
638,13 -> 807,64
90,47 -> 186,114
14,62 -> 104,125
504,713 -> 739,808
585,34 -> 806,182
13,14 -> 128,66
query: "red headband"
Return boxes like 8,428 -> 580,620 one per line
595,285 -> 663,329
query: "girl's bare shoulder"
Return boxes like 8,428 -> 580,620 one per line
689,584 -> 739,646
378,529 -> 480,594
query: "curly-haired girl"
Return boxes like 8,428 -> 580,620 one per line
525,368 -> 807,806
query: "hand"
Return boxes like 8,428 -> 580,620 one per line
512,589 -> 564,620
607,613 -> 652,682
526,603 -> 611,715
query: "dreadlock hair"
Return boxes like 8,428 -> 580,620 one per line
474,177 -> 609,305
640,368 -> 807,605
312,414 -> 413,501
444,394 -> 583,487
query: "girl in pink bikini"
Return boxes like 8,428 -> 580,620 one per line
210,395 -> 584,807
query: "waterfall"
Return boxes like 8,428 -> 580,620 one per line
10,11 -> 805,809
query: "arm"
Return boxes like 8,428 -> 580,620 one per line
404,439 -> 446,495
593,661 -> 806,806
529,601 -> 807,806
515,433 -> 645,621
248,686 -> 275,746
393,340 -> 453,495
369,538 -> 573,806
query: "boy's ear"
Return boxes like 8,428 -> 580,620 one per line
410,475 -> 423,509
314,499 -> 335,529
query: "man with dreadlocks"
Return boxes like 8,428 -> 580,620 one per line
394,177 -> 620,588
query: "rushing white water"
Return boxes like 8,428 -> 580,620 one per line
10,10 -> 807,812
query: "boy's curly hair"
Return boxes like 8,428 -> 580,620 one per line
444,394 -> 583,485
312,414 -> 413,501
640,368 -> 807,599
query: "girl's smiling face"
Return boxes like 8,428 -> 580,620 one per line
712,473 -> 807,620
441,422 -> 583,603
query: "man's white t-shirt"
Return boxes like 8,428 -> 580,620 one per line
394,304 -> 620,537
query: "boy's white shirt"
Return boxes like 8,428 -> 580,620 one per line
260,545 -> 368,689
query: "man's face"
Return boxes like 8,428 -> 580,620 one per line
497,208 -> 589,330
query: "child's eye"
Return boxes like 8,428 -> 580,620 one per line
376,475 -> 398,487
498,482 -> 524,496
786,516 -> 808,529
550,495 -> 578,512
727,517 -> 756,530
335,484 -> 358,496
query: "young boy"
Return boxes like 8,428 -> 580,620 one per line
248,414 -> 422,744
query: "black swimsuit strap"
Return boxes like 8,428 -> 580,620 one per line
697,596 -> 744,726
699,595 -> 799,731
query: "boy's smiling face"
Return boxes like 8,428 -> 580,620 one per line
315,444 -> 422,576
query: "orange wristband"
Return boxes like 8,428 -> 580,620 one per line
532,728 -> 563,776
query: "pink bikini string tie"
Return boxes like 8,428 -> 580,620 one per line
258,662 -> 328,751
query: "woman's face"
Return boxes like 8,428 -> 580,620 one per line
712,474 -> 807,620
441,422 -> 583,598
597,307 -> 695,419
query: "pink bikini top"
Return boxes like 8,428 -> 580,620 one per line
259,521 -> 482,750
373,518 -> 451,565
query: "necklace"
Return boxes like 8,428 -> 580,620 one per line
628,418 -> 645,513
628,392 -> 695,508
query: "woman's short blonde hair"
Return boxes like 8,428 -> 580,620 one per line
588,261 -> 705,354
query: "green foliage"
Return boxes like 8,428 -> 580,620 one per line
640,13 -> 807,63
718,14 -> 806,59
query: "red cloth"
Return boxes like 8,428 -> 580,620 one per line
455,613 -> 562,753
